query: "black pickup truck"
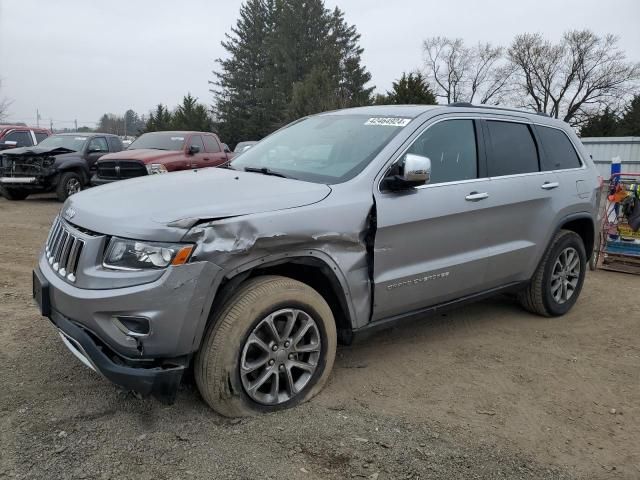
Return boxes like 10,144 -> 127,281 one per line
0,133 -> 123,201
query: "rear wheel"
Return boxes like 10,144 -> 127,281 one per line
0,187 -> 29,201
518,230 -> 587,317
56,172 -> 83,202
195,275 -> 337,417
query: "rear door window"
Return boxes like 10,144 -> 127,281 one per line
485,121 -> 539,176
406,119 -> 478,184
203,135 -> 221,153
537,126 -> 582,170
4,130 -> 33,147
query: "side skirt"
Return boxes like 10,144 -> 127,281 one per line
349,281 -> 526,344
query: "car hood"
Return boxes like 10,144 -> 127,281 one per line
100,149 -> 183,162
1,146 -> 77,157
64,168 -> 331,241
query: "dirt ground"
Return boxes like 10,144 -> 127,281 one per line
1,194 -> 639,480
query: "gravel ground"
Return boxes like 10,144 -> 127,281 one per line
1,194 -> 639,479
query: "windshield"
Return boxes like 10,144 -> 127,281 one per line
230,115 -> 411,183
234,141 -> 257,153
36,135 -> 89,152
128,132 -> 186,151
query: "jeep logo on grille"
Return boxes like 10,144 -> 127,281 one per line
63,208 -> 76,220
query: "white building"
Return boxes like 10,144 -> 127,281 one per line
581,137 -> 640,179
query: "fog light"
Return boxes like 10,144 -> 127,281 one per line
113,316 -> 150,337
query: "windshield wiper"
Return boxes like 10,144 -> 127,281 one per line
243,166 -> 292,179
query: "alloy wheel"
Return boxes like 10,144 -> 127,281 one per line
550,247 -> 581,304
240,308 -> 321,405
66,178 -> 81,196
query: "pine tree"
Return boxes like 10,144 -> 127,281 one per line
144,104 -> 173,132
579,107 -> 620,137
617,95 -> 640,136
172,94 -> 212,131
212,0 -> 278,144
212,0 -> 373,145
385,73 -> 437,105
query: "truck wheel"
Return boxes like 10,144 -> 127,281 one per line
518,230 -> 586,317
56,172 -> 83,201
195,275 -> 337,417
0,187 -> 29,201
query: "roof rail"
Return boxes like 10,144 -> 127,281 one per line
446,102 -> 550,117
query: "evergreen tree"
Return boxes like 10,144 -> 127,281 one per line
579,107 -> 620,137
385,73 -> 437,105
617,95 -> 640,136
172,94 -> 212,131
212,0 -> 373,145
144,104 -> 173,132
212,0 -> 278,144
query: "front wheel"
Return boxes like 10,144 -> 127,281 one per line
56,172 -> 83,202
195,275 -> 337,417
518,230 -> 587,317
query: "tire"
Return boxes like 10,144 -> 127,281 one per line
56,172 -> 83,202
0,187 -> 29,201
518,230 -> 587,317
195,275 -> 337,417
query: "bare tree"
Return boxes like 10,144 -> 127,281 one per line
423,37 -> 513,104
0,79 -> 12,122
508,30 -> 640,125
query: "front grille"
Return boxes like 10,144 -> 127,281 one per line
0,155 -> 53,177
45,217 -> 85,283
96,160 -> 147,180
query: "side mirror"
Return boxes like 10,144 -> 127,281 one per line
383,153 -> 431,190
188,145 -> 200,155
223,143 -> 231,153
0,140 -> 18,150
87,147 -> 102,154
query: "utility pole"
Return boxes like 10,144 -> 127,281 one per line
75,119 -> 78,132
50,118 -> 53,132
124,114 -> 127,139
36,109 -> 40,127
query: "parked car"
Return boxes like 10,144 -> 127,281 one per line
91,131 -> 232,185
234,141 -> 258,153
33,104 -> 598,417
0,125 -> 51,150
0,133 -> 122,201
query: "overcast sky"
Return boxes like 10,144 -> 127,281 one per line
1,0 -> 638,129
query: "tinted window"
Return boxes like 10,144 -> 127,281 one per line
189,135 -> 205,152
34,132 -> 49,144
129,132 -> 185,151
537,126 -> 582,170
88,137 -> 109,152
5,131 -> 33,147
486,121 -> 538,176
406,120 -> 477,184
107,137 -> 123,152
203,135 -> 221,153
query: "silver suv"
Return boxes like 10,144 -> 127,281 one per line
33,105 -> 598,416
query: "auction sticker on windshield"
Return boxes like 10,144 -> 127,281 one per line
364,117 -> 412,127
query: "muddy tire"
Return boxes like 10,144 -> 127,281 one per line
56,172 -> 83,202
518,230 -> 586,317
195,275 -> 337,417
0,187 -> 29,201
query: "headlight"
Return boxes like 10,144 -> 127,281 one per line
146,163 -> 168,175
103,237 -> 194,270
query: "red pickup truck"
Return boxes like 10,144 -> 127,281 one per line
91,131 -> 233,185
0,125 -> 51,150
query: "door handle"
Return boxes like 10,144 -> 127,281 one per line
204,157 -> 210,161
465,191 -> 489,201
541,181 -> 559,190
